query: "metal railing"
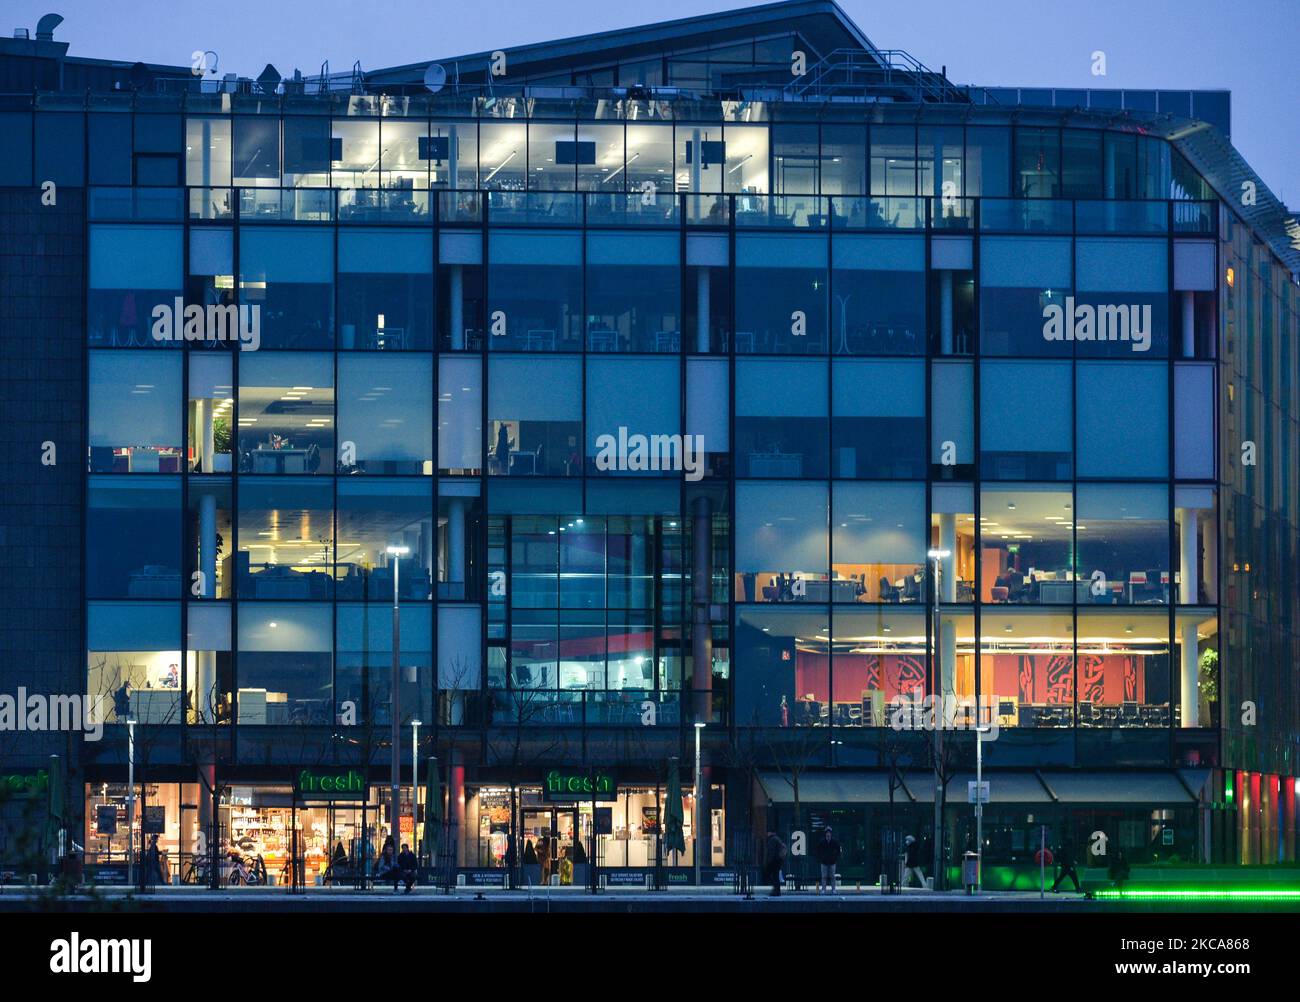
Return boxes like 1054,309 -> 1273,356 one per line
783,48 -> 971,104
87,185 -> 1219,239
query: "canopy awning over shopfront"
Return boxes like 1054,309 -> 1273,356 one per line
759,772 -> 909,804
761,770 -> 1205,806
1037,772 -> 1200,805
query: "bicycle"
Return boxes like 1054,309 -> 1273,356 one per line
180,856 -> 211,885
226,852 -> 268,886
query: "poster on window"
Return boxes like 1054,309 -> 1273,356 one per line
143,806 -> 165,834
641,806 -> 659,834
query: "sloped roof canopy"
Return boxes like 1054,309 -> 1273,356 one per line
366,0 -> 879,87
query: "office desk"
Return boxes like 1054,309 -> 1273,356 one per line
588,329 -> 619,351
748,452 -> 802,477
252,448 -> 309,473
1037,580 -> 1090,603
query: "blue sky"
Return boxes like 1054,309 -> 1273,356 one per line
11,0 -> 1298,206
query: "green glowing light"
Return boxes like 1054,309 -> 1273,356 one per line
1095,888 -> 1300,901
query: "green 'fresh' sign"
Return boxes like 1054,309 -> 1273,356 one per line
295,768 -> 367,799
1,770 -> 48,799
544,770 -> 616,801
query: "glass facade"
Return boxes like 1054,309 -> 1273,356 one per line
4,11 -> 1296,880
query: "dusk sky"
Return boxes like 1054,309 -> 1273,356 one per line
10,0 -> 1298,206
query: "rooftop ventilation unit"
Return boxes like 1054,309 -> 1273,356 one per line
36,13 -> 63,41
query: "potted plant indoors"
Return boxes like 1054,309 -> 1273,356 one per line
1198,648 -> 1219,727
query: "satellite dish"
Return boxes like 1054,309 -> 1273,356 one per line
423,63 -> 447,94
257,63 -> 282,93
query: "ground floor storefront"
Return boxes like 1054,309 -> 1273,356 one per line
67,764 -> 1297,888
76,766 -> 730,887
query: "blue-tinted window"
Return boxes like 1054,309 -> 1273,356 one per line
337,354 -> 433,474
980,236 -> 1072,356
585,357 -> 680,474
585,232 -> 681,352
88,225 -> 184,347
240,227 -> 334,348
35,112 -> 84,185
487,355 -> 581,477
487,230 -> 583,351
236,603 -> 333,724
0,112 -> 33,185
735,481 -> 828,602
832,359 -> 925,477
735,234 -> 828,354
1076,361 -> 1168,477
831,235 -> 925,355
88,351 -> 182,472
736,358 -> 828,477
87,477 -> 182,598
981,360 -> 1072,479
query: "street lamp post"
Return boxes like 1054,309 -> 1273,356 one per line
411,719 -> 422,863
927,548 -> 950,892
975,723 -> 990,891
126,718 -> 136,887
693,722 -> 704,888
386,545 -> 410,856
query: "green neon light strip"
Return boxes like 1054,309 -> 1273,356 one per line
1094,888 -> 1300,900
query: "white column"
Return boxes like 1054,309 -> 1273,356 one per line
200,492 -> 217,597
201,118 -> 213,218
195,652 -> 216,723
1179,507 -> 1199,604
201,397 -> 215,473
940,270 -> 954,355
1180,623 -> 1200,728
940,514 -> 957,603
696,266 -> 710,354
1203,513 -> 1218,603
691,127 -> 702,217
1181,291 -> 1196,358
941,619 -> 957,725
448,498 -> 466,596
450,266 -> 464,350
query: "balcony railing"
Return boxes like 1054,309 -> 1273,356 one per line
81,185 -> 1220,238
437,688 -> 726,729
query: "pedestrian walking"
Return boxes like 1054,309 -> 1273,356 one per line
764,830 -> 787,897
1108,847 -> 1130,891
901,834 -> 927,888
1051,842 -> 1081,893
815,827 -> 842,894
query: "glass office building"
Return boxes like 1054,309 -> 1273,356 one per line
2,0 -> 1298,884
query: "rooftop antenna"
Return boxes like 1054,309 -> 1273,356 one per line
351,59 -> 363,94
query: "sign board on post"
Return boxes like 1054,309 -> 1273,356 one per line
967,781 -> 990,804
143,806 -> 165,834
96,804 -> 118,835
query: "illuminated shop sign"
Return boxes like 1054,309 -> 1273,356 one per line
295,768 -> 367,800
544,770 -> 617,801
1,770 -> 49,798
